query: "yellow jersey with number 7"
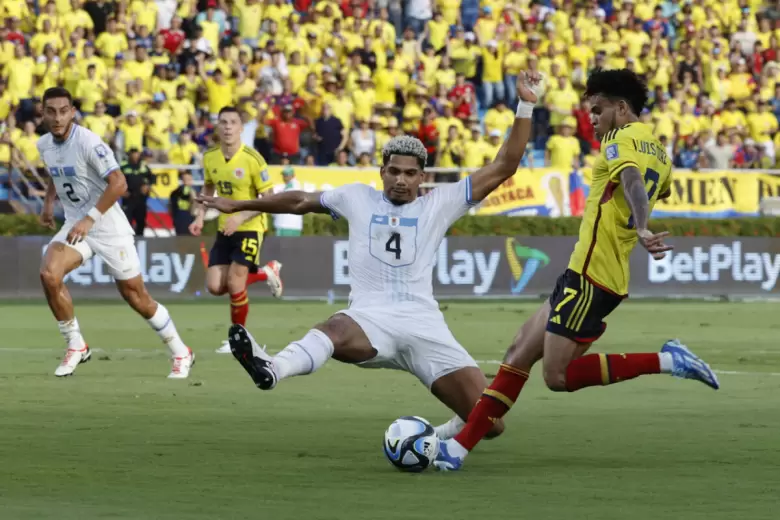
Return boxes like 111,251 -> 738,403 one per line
203,145 -> 273,234
568,122 -> 672,296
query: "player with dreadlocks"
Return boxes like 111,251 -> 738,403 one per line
434,68 -> 720,471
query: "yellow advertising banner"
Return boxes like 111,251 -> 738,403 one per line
266,166 -> 381,191
652,171 -> 780,217
150,163 -> 780,218
472,168 -> 573,216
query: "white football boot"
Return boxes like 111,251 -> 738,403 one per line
263,260 -> 284,298
215,340 -> 232,354
168,347 -> 195,379
54,345 -> 92,377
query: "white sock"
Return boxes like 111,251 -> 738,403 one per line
147,303 -> 189,357
58,318 -> 86,350
434,415 -> 466,440
448,439 -> 469,458
273,329 -> 334,380
658,352 -> 674,374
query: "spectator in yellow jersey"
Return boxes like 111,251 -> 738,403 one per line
76,64 -> 107,115
82,102 -> 116,144
462,126 -> 490,168
438,125 -> 464,168
545,117 -> 581,170
481,40 -> 505,109
483,100 -> 514,138
117,110 -> 146,154
483,129 -> 503,163
15,121 -> 41,168
169,131 -> 200,166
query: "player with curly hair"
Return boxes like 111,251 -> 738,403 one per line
433,68 -> 721,471
197,73 -> 545,440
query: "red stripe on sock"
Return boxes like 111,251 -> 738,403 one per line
230,291 -> 249,326
454,365 -> 529,452
565,353 -> 661,391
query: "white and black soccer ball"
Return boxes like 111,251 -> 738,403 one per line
383,416 -> 439,472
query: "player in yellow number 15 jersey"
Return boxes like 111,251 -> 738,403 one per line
190,106 -> 283,353
435,69 -> 720,472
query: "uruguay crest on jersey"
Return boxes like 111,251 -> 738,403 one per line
389,216 -> 400,228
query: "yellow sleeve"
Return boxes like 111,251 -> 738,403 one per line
602,128 -> 641,182
202,152 -> 213,184
251,162 -> 273,194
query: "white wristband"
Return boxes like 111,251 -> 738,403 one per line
516,101 -> 535,119
87,207 -> 102,223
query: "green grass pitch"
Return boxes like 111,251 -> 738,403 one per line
1,300 -> 779,520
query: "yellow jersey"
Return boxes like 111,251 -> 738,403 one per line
203,145 -> 273,233
568,123 -> 672,296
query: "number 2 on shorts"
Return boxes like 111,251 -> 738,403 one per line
555,287 -> 578,312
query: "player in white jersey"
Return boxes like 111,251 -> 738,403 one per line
197,72 -> 545,439
37,87 -> 195,378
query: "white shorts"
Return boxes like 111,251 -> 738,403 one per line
51,226 -> 141,281
337,305 -> 478,388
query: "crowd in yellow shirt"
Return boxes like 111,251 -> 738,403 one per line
0,0 -> 778,176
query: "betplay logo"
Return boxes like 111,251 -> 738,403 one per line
41,241 -> 195,293
333,238 -> 500,295
505,238 -> 550,294
649,241 -> 780,291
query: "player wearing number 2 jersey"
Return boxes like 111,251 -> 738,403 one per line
37,87 -> 194,379
434,69 -> 720,472
189,106 -> 283,354
198,72 -> 546,442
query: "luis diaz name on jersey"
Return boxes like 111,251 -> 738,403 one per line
41,241 -> 195,293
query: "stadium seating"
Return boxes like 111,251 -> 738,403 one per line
0,0 -> 775,180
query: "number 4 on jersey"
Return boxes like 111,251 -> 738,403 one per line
385,232 -> 401,260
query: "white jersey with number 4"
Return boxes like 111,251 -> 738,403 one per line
38,124 -> 133,237
321,178 -> 478,310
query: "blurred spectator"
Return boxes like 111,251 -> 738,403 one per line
2,0 -> 780,200
546,118 -> 581,170
314,103 -> 347,166
704,132 -> 736,169
121,148 -> 155,236
169,171 -> 195,236
274,166 -> 303,236
269,104 -> 306,164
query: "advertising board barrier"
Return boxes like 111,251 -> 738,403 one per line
2,236 -> 780,300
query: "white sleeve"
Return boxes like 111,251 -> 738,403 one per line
320,183 -> 367,221
83,134 -> 120,178
427,177 -> 479,226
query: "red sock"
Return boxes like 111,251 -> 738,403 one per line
454,364 -> 529,452
230,290 -> 249,326
245,271 -> 268,286
199,242 -> 209,269
565,353 -> 660,391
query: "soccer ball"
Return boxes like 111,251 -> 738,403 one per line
383,416 -> 439,472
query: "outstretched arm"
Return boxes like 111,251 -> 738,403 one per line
468,72 -> 545,203
197,190 -> 331,215
621,167 -> 673,260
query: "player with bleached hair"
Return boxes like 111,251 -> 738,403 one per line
197,73 -> 545,440
38,87 -> 194,379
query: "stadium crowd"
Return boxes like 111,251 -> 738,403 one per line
0,0 -> 778,180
